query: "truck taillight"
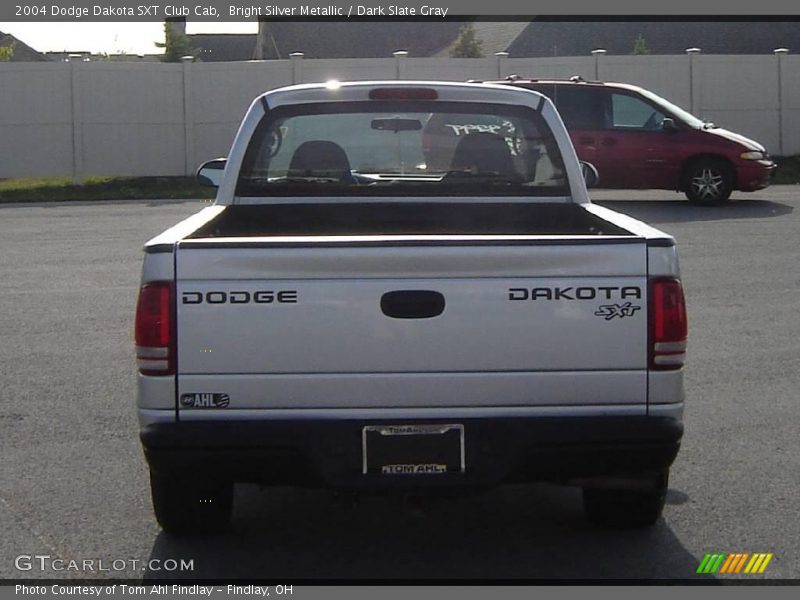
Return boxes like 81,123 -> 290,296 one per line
649,278 -> 688,370
135,282 -> 174,376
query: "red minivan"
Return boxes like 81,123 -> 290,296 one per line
486,77 -> 776,204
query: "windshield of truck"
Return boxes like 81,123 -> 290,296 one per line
237,101 -> 569,197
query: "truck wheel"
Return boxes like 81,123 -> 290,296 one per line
683,158 -> 734,205
149,471 -> 233,535
582,470 -> 668,529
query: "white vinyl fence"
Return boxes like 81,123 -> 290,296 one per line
1,51 -> 798,181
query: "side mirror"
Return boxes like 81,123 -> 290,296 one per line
197,158 -> 227,187
661,118 -> 678,133
580,161 -> 599,188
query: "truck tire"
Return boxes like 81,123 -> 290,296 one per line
149,471 -> 233,535
683,158 -> 735,205
582,469 -> 668,529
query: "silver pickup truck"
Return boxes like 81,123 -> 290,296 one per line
135,81 -> 687,534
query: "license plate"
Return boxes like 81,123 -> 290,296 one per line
362,424 -> 465,475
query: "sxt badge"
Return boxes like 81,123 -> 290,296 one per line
594,302 -> 642,320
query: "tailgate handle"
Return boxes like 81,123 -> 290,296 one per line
381,290 -> 445,319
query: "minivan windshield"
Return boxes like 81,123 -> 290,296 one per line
636,88 -> 705,129
237,101 -> 569,197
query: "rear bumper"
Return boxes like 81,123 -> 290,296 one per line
141,416 -> 682,490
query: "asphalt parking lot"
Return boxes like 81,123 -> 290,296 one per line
0,188 -> 798,581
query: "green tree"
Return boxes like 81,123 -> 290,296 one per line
632,33 -> 651,55
0,41 -> 15,62
155,21 -> 197,62
450,24 -> 484,58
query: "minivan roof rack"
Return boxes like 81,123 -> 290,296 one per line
501,74 -> 606,84
469,75 -> 607,85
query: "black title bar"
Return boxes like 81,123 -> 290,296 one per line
4,1 -> 800,21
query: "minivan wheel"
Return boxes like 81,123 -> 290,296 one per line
582,469 -> 669,529
683,158 -> 735,205
149,470 -> 233,535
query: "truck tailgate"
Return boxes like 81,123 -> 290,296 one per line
175,240 -> 649,410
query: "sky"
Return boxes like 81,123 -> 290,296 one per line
0,22 -> 257,55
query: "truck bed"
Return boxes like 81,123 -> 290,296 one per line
185,203 -> 635,239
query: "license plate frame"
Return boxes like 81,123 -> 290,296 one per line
362,424 -> 465,475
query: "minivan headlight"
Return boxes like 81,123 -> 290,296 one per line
740,151 -> 766,160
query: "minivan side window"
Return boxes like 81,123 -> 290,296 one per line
550,87 -> 606,130
610,93 -> 666,131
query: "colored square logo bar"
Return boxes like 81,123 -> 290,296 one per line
697,552 -> 773,574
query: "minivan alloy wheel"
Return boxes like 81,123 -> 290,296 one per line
684,158 -> 734,204
691,168 -> 724,199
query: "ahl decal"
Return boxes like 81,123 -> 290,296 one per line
594,303 -> 642,320
180,393 -> 230,408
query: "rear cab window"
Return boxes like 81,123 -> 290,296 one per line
237,101 -> 569,198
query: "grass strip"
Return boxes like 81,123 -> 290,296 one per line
0,176 -> 215,203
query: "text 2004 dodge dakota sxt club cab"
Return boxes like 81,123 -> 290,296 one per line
135,81 -> 688,534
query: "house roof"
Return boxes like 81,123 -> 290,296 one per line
0,31 -> 50,61
259,22 -> 463,59
188,22 -> 464,61
435,22 -> 530,57
182,21 -> 800,63
507,21 -> 800,56
189,33 -> 259,62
